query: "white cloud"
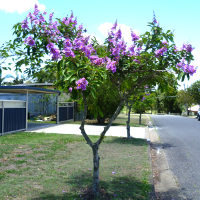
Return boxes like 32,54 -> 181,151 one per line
98,22 -> 140,45
0,0 -> 45,14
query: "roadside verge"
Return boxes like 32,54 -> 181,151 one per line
146,120 -> 187,199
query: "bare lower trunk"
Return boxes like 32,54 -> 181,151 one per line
139,113 -> 142,125
92,144 -> 100,196
126,104 -> 132,138
80,94 -> 125,197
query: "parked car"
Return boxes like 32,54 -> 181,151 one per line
197,108 -> 200,121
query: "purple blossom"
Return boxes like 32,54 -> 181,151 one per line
162,41 -> 168,46
115,29 -> 122,40
90,55 -> 104,65
131,31 -> 139,41
153,16 -> 159,25
73,37 -> 85,50
27,12 -> 36,23
24,36 -> 35,46
155,47 -> 167,57
64,47 -> 75,58
33,4 -> 40,16
64,38 -> 72,47
136,47 -> 142,55
106,59 -> 117,73
129,45 -> 136,56
69,87 -> 72,92
176,59 -> 196,75
83,45 -> 95,57
49,12 -> 54,22
112,171 -> 116,174
174,46 -> 178,52
182,44 -> 194,53
21,18 -> 29,29
47,42 -> 62,60
112,21 -> 118,30
133,59 -> 140,64
184,64 -> 196,75
142,97 -> 146,101
76,78 -> 88,90
78,24 -> 83,30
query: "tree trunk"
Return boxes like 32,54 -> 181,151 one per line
97,117 -> 105,124
92,144 -> 100,196
126,104 -> 132,138
139,112 -> 142,125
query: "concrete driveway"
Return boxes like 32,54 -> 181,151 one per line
27,122 -> 147,139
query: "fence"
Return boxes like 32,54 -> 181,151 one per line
57,102 -> 74,123
0,100 -> 27,136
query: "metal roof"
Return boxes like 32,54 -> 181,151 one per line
0,86 -> 60,94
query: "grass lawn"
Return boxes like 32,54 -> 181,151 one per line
0,132 -> 152,200
69,113 -> 149,127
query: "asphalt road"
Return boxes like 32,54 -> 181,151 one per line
151,115 -> 200,200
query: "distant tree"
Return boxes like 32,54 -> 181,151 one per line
33,68 -> 56,83
188,80 -> 200,104
177,89 -> 194,115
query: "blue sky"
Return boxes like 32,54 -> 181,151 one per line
0,0 -> 200,88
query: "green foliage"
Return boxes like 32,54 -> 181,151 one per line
188,80 -> 200,104
177,89 -> 194,107
87,80 -> 121,123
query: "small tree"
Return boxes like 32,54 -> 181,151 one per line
177,89 -> 194,115
188,80 -> 200,105
0,6 -> 196,197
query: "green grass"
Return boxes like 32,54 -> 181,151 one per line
69,113 -> 149,127
0,132 -> 152,200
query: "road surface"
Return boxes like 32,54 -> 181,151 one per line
151,115 -> 200,200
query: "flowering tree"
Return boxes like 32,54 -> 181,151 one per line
0,5 -> 196,196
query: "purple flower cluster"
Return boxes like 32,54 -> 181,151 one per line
22,18 -> 29,29
153,15 -> 159,26
106,58 -> 117,73
72,36 -> 96,58
62,12 -> 77,27
131,31 -> 139,41
76,78 -> 88,90
89,55 -> 104,66
24,36 -> 35,46
174,46 -> 178,52
181,44 -> 194,53
107,21 -> 130,61
155,41 -> 168,57
47,42 -> 62,60
23,4 -> 61,44
155,47 -> 167,57
176,59 -> 196,75
141,97 -> 146,101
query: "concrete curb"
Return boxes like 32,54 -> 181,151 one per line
146,124 -> 187,199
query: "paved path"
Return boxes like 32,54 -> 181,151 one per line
28,122 -> 146,139
151,114 -> 200,200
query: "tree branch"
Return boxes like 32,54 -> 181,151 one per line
79,92 -> 93,147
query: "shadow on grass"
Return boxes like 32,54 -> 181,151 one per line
155,188 -> 192,200
31,171 -> 153,200
104,137 -> 148,146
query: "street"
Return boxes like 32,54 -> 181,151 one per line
151,115 -> 200,200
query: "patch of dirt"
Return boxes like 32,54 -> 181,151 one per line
80,187 -> 111,200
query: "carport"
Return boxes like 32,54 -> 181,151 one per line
0,86 -> 60,135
